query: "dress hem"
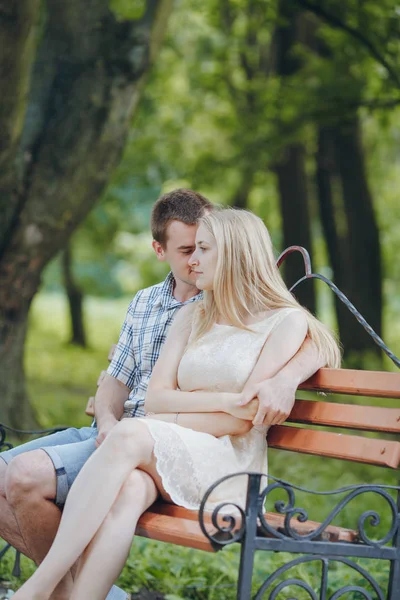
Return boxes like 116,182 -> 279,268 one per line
140,419 -> 203,512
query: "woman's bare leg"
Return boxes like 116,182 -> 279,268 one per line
71,469 -> 158,600
13,420 -> 155,600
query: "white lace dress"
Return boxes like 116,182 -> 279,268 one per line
140,308 -> 297,511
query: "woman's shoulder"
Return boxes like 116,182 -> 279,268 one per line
253,306 -> 303,324
172,301 -> 199,330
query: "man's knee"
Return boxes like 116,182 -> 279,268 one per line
5,450 -> 57,507
0,458 -> 7,497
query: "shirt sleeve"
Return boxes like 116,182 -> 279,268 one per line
107,291 -> 142,389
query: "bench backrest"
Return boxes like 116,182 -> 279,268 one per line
269,369 -> 400,469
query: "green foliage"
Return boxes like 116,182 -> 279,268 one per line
110,0 -> 147,20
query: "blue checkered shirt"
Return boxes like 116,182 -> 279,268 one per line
107,272 -> 201,417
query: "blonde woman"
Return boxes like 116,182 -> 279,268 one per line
14,208 -> 340,600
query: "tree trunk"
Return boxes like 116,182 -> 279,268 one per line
0,301 -> 39,429
274,144 -> 316,313
333,116 -> 382,361
316,121 -> 383,363
316,126 -> 362,353
62,244 -> 87,347
272,3 -> 316,313
0,0 -> 173,428
231,168 -> 255,209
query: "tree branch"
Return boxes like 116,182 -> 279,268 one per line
293,0 -> 400,88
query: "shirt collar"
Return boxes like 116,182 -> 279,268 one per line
159,272 -> 202,310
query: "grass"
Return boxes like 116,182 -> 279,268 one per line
1,292 -> 399,598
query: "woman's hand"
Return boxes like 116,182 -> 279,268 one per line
223,393 -> 259,420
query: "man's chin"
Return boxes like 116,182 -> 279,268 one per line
183,274 -> 200,289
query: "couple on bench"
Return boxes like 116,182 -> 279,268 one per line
1,190 -> 340,599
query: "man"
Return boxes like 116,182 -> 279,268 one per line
0,189 -> 323,599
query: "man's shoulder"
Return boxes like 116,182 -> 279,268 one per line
126,277 -> 170,314
134,278 -> 168,302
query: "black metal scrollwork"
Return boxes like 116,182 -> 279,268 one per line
258,482 -> 399,547
254,556 -> 384,600
198,472 -> 252,548
0,424 -> 13,452
199,473 -> 399,551
276,246 -> 400,368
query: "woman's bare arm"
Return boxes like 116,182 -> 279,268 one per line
240,310 -> 309,425
145,304 -> 258,419
145,412 -> 252,437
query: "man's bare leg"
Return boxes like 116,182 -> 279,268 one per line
4,452 -> 74,599
0,459 -> 27,554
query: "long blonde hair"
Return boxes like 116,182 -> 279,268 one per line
192,208 -> 341,368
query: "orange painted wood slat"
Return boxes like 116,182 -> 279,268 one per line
268,425 -> 400,468
136,512 -> 215,552
300,368 -> 400,399
142,502 -> 358,544
288,400 -> 400,433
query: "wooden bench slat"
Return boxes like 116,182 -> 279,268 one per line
300,368 -> 400,398
143,502 -> 358,545
288,400 -> 400,433
268,425 -> 400,468
136,512 -> 215,552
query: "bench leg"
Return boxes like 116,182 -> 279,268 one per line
236,475 -> 261,600
388,559 -> 400,600
387,489 -> 400,600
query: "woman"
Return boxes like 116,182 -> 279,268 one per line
14,208 -> 340,599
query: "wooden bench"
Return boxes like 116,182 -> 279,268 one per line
84,346 -> 400,598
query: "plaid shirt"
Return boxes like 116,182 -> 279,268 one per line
107,272 -> 201,417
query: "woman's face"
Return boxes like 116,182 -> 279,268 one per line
188,224 -> 218,291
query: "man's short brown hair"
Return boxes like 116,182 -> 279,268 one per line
151,188 -> 213,247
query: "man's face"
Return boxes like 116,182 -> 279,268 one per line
153,220 -> 198,288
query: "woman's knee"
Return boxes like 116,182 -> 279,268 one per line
106,419 -> 153,462
118,470 -> 158,510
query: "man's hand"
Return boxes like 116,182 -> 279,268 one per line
240,373 -> 297,426
95,417 -> 118,448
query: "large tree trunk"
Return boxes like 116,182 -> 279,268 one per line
316,126 -> 361,352
333,116 -> 382,360
0,0 -> 173,428
274,145 -> 316,313
316,121 -> 382,363
272,4 -> 316,313
62,244 -> 87,348
231,168 -> 255,209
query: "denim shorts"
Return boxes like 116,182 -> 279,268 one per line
0,426 -> 98,506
